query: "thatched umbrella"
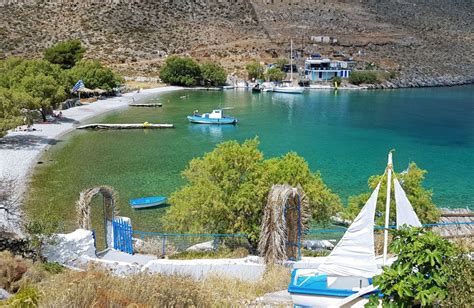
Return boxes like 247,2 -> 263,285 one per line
75,186 -> 118,229
258,184 -> 311,264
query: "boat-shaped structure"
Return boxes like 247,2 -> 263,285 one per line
273,82 -> 305,94
129,196 -> 167,209
288,152 -> 422,307
187,109 -> 237,125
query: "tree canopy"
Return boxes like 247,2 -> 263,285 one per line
343,162 -> 440,225
43,40 -> 86,69
200,62 -> 227,86
265,67 -> 286,82
0,58 -> 68,124
159,56 -> 202,86
69,60 -> 123,91
245,62 -> 264,80
162,138 -> 342,245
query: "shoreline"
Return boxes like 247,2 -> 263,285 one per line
0,86 -> 182,234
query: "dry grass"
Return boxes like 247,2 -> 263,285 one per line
125,80 -> 167,91
36,265 -> 290,307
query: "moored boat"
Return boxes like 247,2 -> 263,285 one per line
129,196 -> 167,209
288,152 -> 422,307
187,109 -> 238,125
273,40 -> 305,94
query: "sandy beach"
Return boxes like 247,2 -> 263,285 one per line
0,86 -> 181,234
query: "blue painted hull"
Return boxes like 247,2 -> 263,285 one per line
129,196 -> 167,209
187,115 -> 237,125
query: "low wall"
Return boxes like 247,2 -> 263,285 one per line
0,231 -> 36,259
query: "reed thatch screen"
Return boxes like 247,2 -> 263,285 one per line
258,184 -> 310,263
76,186 -> 119,230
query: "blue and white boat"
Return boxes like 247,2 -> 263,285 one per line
288,152 -> 422,307
129,196 -> 167,209
187,109 -> 237,125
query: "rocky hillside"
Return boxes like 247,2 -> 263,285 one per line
1,0 -> 473,86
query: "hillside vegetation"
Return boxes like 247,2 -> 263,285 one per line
0,0 -> 472,83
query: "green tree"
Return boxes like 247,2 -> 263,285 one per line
275,58 -> 288,71
343,162 -> 440,225
43,40 -> 86,69
162,138 -> 342,245
200,62 -> 227,86
368,227 -> 457,306
348,71 -> 378,85
0,58 -> 68,122
265,67 -> 286,82
245,62 -> 264,80
159,56 -> 202,86
68,60 -> 123,91
0,88 -> 29,136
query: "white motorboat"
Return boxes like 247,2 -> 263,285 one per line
273,40 -> 305,94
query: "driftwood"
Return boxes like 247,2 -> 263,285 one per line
76,186 -> 118,230
77,123 -> 174,129
258,184 -> 311,264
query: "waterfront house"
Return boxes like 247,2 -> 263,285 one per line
304,55 -> 352,81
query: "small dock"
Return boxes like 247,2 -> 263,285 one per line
77,123 -> 174,130
129,103 -> 162,107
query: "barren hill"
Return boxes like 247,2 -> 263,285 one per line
1,0 -> 473,86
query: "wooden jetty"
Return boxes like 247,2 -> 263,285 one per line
77,123 -> 174,130
129,103 -> 162,107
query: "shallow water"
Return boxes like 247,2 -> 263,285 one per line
26,85 -> 474,233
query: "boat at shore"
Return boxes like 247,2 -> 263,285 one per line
288,152 -> 422,307
129,196 -> 167,209
273,40 -> 305,94
187,109 -> 238,125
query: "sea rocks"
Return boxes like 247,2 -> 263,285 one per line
0,288 -> 10,300
42,229 -> 96,267
186,240 -> 215,252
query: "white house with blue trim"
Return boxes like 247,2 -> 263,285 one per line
304,57 -> 351,81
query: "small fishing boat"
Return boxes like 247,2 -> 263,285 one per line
288,152 -> 422,307
129,196 -> 167,209
187,109 -> 237,125
252,84 -> 262,93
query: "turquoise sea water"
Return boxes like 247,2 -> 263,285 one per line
27,85 -> 474,232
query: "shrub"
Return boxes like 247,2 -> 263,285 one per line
2,284 -> 39,308
245,62 -> 264,80
162,138 -> 342,246
159,56 -> 202,86
442,251 -> 474,306
68,60 -> 123,91
343,162 -> 440,225
200,62 -> 227,86
265,67 -> 286,81
369,227 -> 456,306
348,71 -> 378,85
43,40 -> 86,69
275,58 -> 288,71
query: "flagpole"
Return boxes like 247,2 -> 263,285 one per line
383,151 -> 393,265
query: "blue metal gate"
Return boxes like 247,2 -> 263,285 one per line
112,218 -> 133,254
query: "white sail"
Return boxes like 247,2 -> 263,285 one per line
394,177 -> 422,228
318,183 -> 381,278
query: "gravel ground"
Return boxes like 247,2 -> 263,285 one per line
0,86 -> 181,234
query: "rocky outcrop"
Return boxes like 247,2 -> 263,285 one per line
42,229 -> 96,267
0,0 -> 472,86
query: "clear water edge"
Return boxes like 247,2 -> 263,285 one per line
25,85 -> 474,236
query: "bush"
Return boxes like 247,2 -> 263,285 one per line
369,227 -> 456,306
43,40 -> 86,69
275,58 -> 288,71
159,56 -> 202,86
343,162 -> 440,225
265,67 -> 286,82
245,62 -> 264,80
68,60 -> 123,91
200,62 -> 227,86
3,284 -> 39,308
348,71 -> 378,85
442,251 -> 474,306
162,138 -> 342,246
